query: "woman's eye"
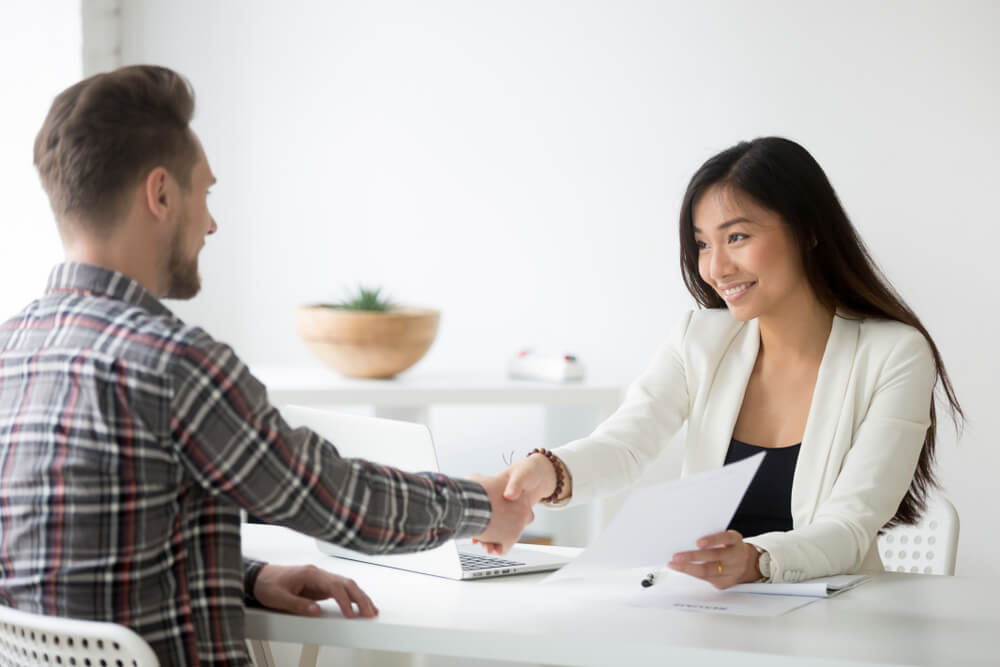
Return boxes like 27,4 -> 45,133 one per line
695,240 -> 708,250
728,233 -> 748,243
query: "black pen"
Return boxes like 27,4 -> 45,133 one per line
641,567 -> 671,588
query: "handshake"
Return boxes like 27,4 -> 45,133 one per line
467,450 -> 572,555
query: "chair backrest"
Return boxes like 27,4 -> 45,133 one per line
0,605 -> 158,667
877,496 -> 960,575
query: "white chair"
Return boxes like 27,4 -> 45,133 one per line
0,605 -> 158,667
877,496 -> 960,575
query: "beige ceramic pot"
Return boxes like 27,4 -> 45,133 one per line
296,306 -> 440,379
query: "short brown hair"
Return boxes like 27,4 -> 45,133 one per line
34,65 -> 198,235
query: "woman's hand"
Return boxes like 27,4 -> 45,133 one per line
470,452 -> 569,555
253,564 -> 379,618
667,530 -> 762,589
502,452 -> 568,505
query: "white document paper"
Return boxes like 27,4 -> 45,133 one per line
728,573 -> 870,597
626,573 -> 871,616
629,586 -> 819,616
545,452 -> 764,582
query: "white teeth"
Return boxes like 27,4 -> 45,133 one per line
723,283 -> 753,296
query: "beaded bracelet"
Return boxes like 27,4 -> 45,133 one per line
528,447 -> 565,503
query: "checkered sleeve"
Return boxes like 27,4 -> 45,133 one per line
243,558 -> 266,602
168,328 -> 492,553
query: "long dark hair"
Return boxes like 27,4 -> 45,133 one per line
678,137 -> 963,528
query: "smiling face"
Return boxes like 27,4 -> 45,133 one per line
692,185 -> 812,322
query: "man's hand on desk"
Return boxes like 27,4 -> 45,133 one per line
253,564 -> 379,619
468,472 -> 535,555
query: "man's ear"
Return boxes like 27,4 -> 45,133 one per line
143,167 -> 171,221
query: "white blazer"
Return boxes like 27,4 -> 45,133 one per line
554,309 -> 937,583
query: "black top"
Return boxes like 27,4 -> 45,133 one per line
725,438 -> 800,538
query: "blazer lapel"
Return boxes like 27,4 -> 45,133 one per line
687,317 -> 760,474
791,314 -> 860,526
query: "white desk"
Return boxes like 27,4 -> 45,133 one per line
243,525 -> 998,667
250,367 -> 624,543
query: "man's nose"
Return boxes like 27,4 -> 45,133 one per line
208,216 -> 218,235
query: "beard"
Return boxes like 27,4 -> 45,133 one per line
163,225 -> 202,300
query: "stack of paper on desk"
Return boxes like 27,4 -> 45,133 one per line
628,574 -> 871,616
728,573 -> 870,597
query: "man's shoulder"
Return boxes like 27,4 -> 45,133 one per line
93,300 -> 210,369
38,292 -> 229,375
158,320 -> 249,386
153,319 -> 233,371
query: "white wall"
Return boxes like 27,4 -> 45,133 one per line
0,2 -> 81,317
112,0 -> 999,574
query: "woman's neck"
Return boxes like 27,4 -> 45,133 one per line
757,291 -> 835,364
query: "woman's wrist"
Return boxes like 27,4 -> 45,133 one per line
529,449 -> 572,503
552,456 -> 572,501
747,543 -> 769,582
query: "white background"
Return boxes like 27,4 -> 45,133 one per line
4,2 -> 998,581
0,2 -> 79,318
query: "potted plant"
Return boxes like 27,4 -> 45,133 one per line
296,286 -> 440,379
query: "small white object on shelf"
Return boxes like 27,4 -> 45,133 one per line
507,349 -> 585,382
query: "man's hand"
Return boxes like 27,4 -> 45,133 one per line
468,472 -> 535,555
253,564 -> 378,618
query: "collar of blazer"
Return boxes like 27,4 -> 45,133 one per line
691,311 -> 861,527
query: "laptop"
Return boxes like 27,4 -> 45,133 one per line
282,405 -> 572,580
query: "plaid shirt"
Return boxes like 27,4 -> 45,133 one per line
0,262 -> 491,666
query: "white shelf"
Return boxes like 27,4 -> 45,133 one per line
249,365 -> 622,408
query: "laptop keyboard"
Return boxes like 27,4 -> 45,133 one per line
459,552 -> 527,571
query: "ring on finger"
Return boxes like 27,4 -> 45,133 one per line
717,562 -> 723,575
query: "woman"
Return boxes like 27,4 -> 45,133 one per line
491,137 -> 962,587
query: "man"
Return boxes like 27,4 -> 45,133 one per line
0,65 -> 532,665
